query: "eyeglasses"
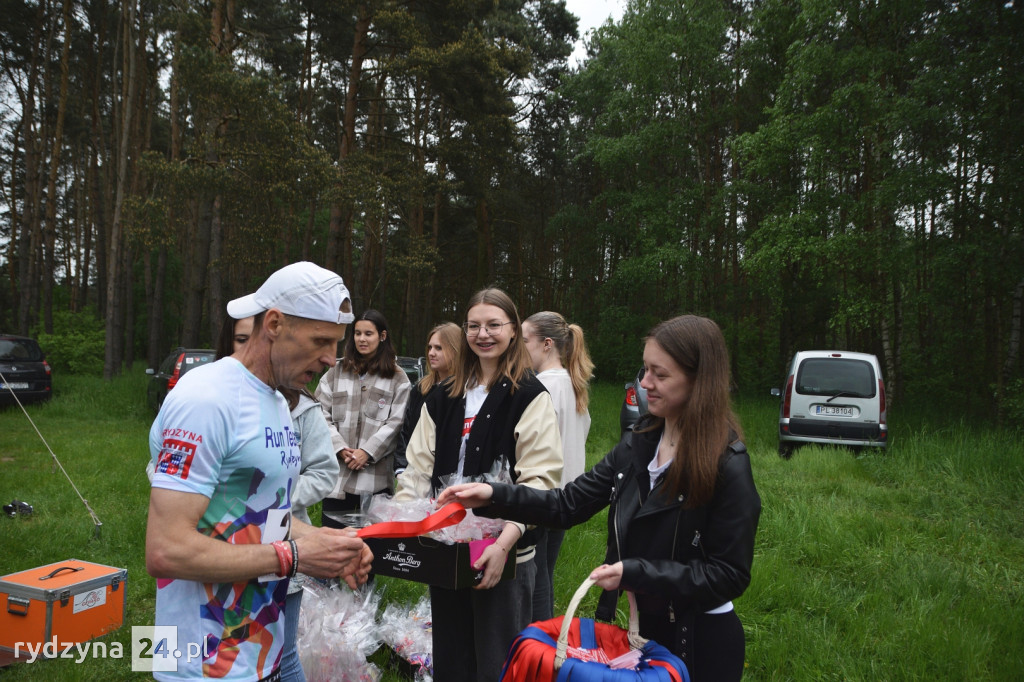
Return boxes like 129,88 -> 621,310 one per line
464,321 -> 513,337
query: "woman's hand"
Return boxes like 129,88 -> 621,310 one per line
341,447 -> 369,471
589,562 -> 624,591
436,482 -> 493,508
472,540 -> 511,590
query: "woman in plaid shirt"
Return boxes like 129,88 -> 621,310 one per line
316,309 -> 412,528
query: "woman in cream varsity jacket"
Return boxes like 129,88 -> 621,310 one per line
316,309 -> 411,528
395,288 -> 562,682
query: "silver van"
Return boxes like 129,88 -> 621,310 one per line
771,350 -> 888,458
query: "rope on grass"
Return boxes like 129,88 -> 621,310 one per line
1,370 -> 103,538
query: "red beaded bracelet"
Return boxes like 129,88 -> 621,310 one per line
271,540 -> 292,578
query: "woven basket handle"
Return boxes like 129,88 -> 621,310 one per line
554,576 -> 646,669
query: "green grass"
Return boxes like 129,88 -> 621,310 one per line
1,372 -> 1022,679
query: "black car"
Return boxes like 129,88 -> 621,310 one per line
146,348 -> 216,412
619,367 -> 648,437
0,334 -> 52,405
397,356 -> 426,385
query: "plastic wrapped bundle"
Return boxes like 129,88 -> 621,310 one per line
297,579 -> 383,682
366,459 -> 513,545
378,594 -> 433,680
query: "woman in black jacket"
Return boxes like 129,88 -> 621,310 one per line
439,315 -> 761,681
392,321 -> 462,476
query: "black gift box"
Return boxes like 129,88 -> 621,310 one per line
365,536 -> 515,589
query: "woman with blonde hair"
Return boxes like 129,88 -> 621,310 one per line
395,288 -> 562,682
393,321 -> 462,475
521,310 -> 594,620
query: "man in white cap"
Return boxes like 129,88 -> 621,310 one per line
146,262 -> 372,682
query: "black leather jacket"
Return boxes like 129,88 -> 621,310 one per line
483,419 -> 761,658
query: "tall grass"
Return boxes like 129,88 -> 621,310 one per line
739,401 -> 1024,680
1,371 -> 1022,680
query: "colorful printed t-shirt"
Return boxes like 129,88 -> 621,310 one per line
149,357 -> 299,681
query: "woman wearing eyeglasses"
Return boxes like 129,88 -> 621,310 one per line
395,288 -> 562,682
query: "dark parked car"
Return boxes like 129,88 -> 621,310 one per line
619,367 -> 648,437
0,334 -> 52,405
147,348 -> 216,412
397,356 -> 426,385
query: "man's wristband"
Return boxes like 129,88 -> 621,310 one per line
271,540 -> 292,578
288,539 -> 299,578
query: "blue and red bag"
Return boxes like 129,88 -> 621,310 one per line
499,578 -> 689,682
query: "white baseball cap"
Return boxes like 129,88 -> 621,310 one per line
226,261 -> 355,325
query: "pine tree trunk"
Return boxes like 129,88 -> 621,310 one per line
1003,278 -> 1024,387
327,4 -> 371,282
16,3 -> 46,335
103,0 -> 138,379
41,0 -> 72,334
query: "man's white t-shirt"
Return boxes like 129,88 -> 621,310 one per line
149,357 -> 299,681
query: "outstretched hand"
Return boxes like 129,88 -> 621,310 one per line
435,482 -> 493,509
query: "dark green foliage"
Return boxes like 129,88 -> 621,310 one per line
998,378 -> 1024,429
33,308 -> 107,375
1,0 -> 1021,418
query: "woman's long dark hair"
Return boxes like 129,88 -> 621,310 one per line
215,318 -> 236,360
644,315 -> 743,508
341,309 -> 398,378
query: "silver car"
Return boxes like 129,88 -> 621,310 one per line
771,350 -> 888,458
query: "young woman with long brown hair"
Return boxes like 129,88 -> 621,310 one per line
441,315 -> 761,682
393,321 -> 462,476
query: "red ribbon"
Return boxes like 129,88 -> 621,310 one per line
356,502 -> 467,539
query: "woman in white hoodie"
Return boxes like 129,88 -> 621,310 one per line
521,311 -> 594,621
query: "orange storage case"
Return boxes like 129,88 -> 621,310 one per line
0,559 -> 127,655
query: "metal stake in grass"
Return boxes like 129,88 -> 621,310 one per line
1,369 -> 104,540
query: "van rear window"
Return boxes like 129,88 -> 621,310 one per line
796,358 -> 876,398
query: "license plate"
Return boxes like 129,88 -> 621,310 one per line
815,405 -> 854,417
1,382 -> 30,390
